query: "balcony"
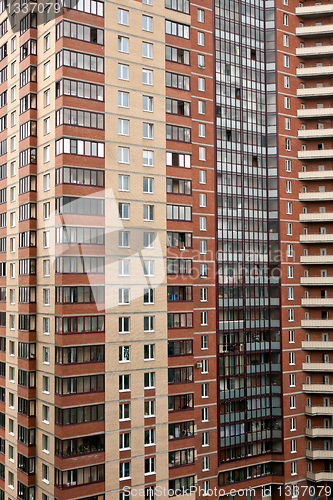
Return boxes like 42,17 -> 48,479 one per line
305,426 -> 333,437
303,341 -> 333,349
303,362 -> 333,371
301,276 -> 333,286
301,298 -> 333,307
296,45 -> 333,57
306,449 -> 333,459
299,191 -> 333,201
305,404 -> 333,414
298,86 -> 333,98
296,24 -> 333,37
303,383 -> 333,393
301,255 -> 333,264
301,319 -> 333,328
306,471 -> 333,482
296,4 -> 333,16
300,212 -> 333,221
299,169 -> 333,179
298,149 -> 333,160
296,65 -> 333,77
300,233 -> 333,243
298,128 -> 333,139
297,107 -> 333,118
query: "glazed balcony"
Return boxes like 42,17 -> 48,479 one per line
305,404 -> 333,415
301,297 -> 333,307
297,86 -> 333,98
299,191 -> 333,201
303,362 -> 333,371
298,149 -> 333,160
302,340 -> 333,349
305,426 -> 333,437
299,169 -> 333,180
301,255 -> 333,264
298,128 -> 333,139
306,448 -> 333,459
296,24 -> 333,37
296,45 -> 333,57
296,4 -> 333,16
301,276 -> 333,285
297,107 -> 333,118
303,383 -> 333,393
306,471 -> 333,482
296,65 -> 333,77
301,319 -> 333,328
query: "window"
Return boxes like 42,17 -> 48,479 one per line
145,457 -> 155,475
8,471 -> 14,489
44,89 -> 50,107
142,68 -> 153,85
288,309 -> 294,322
201,287 -> 208,301
118,91 -> 129,108
145,428 -> 155,446
291,462 -> 297,476
143,123 -> 153,139
283,34 -> 289,46
43,347 -> 50,364
119,231 -> 130,248
118,147 -> 129,164
119,374 -> 130,392
287,223 -> 293,235
119,345 -> 130,362
288,265 -> 293,278
143,150 -> 154,166
143,205 -> 154,221
199,147 -> 206,161
166,71 -> 190,91
284,55 -> 289,67
143,15 -> 153,31
201,312 -> 208,325
197,9 -> 204,22
200,241 -> 207,254
290,396 -> 296,409
285,117 -> 290,130
119,403 -> 130,421
144,316 -> 155,332
285,138 -> 291,151
119,288 -> 130,305
44,61 -> 50,79
198,32 -> 205,46
143,232 -> 154,248
199,124 -> 206,137
198,77 -> 205,91
290,417 -> 296,431
118,36 -> 129,53
143,177 -> 154,193
284,75 -> 290,89
200,217 -> 207,230
119,433 -> 130,450
43,376 -> 50,393
144,400 -> 155,417
286,180 -> 292,193
42,434 -> 49,453
44,33 -> 50,51
118,174 -> 129,192
143,260 -> 154,276
119,317 -> 130,334
143,95 -> 153,112
119,260 -> 130,276
165,46 -> 189,65
284,96 -> 290,109
288,287 -> 294,300
198,55 -> 205,68
142,42 -> 153,59
199,170 -> 206,184
144,372 -> 155,389
119,203 -> 130,219
287,202 -> 292,214
283,13 -> 288,25
118,64 -> 129,81
144,344 -> 155,360
42,464 -> 49,484
202,456 -> 209,471
118,8 -> 129,26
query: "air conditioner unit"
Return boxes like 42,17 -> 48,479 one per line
196,362 -> 202,369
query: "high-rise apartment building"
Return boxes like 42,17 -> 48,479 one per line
0,0 -> 332,499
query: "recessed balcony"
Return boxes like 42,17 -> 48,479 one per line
299,191 -> 333,201
301,319 -> 333,328
305,426 -> 333,437
296,24 -> 333,37
303,362 -> 333,371
303,383 -> 333,393
306,471 -> 333,482
301,298 -> 333,307
296,45 -> 333,57
299,169 -> 333,179
298,128 -> 333,139
297,65 -> 333,77
300,233 -> 333,243
301,255 -> 333,264
297,86 -> 333,98
301,276 -> 333,286
305,404 -> 333,414
298,149 -> 333,160
296,4 -> 333,17
297,107 -> 333,118
306,449 -> 333,459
